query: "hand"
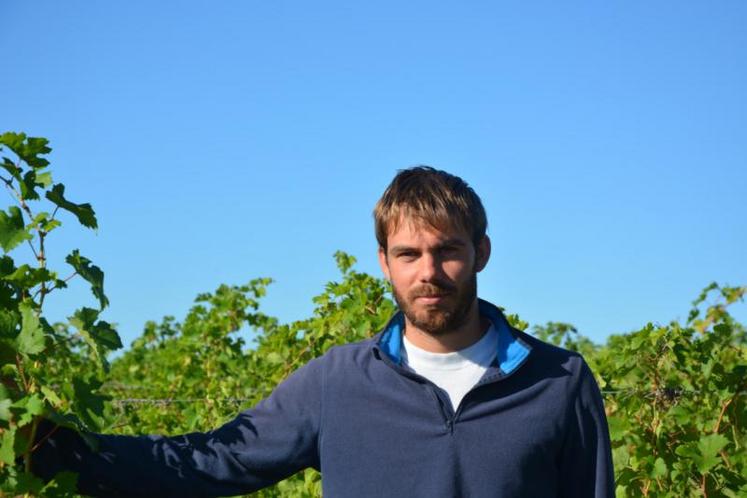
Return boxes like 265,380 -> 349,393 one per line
0,373 -> 21,394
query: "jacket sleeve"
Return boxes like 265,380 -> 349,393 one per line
558,359 -> 615,498
33,357 -> 324,498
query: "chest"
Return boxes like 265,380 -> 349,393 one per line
319,365 -> 570,497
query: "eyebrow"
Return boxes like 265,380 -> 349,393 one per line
389,238 -> 467,254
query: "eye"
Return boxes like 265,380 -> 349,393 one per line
397,251 -> 418,261
439,246 -> 459,257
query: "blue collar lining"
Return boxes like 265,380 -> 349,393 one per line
376,299 -> 531,376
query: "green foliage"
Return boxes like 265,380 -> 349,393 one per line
594,283 -> 746,497
0,207 -> 33,253
1,132 -> 745,497
0,132 -> 121,495
532,321 -> 598,357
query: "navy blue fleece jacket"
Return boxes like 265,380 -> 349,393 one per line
35,299 -> 614,497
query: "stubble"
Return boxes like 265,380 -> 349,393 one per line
392,272 -> 477,336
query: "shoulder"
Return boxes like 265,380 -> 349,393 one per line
508,327 -> 597,398
315,336 -> 379,370
514,327 -> 588,370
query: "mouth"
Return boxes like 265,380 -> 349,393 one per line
414,295 -> 449,305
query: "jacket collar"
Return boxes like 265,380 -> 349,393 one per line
376,298 -> 531,376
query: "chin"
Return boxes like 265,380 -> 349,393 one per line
411,310 -> 457,336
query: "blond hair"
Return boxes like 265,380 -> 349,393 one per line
374,166 -> 487,251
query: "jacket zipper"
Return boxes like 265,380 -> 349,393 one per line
375,345 -> 531,434
451,355 -> 531,422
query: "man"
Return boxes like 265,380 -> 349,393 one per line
35,167 -> 614,497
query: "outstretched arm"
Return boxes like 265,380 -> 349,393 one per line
33,357 -> 324,498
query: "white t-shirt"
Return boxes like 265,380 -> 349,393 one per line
401,324 -> 499,410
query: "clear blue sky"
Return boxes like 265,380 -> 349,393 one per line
2,1 -> 745,347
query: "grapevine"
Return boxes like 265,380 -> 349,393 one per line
0,133 -> 744,497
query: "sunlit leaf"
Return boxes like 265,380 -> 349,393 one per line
16,301 -> 45,356
0,427 -> 15,464
0,207 -> 32,253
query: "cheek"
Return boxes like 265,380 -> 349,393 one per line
444,260 -> 472,281
390,268 -> 413,288
388,264 -> 418,289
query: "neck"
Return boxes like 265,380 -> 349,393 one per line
404,301 -> 490,353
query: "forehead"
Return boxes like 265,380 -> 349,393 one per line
385,216 -> 471,247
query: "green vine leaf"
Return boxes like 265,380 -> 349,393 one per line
66,250 -> 108,309
0,207 -> 32,253
1,157 -> 22,182
45,184 -> 97,230
334,251 -> 356,274
0,309 -> 19,339
0,427 -> 16,465
69,307 -> 122,369
0,399 -> 11,422
695,434 -> 729,473
71,377 -> 108,429
11,393 -> 45,426
16,301 -> 45,356
0,132 -> 51,170
0,383 -> 12,421
5,265 -> 54,290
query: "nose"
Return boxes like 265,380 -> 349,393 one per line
418,252 -> 441,282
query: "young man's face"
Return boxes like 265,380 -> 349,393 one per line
378,218 -> 490,336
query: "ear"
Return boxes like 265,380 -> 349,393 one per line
475,235 -> 491,273
378,246 -> 391,281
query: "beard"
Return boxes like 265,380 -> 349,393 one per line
392,272 -> 477,336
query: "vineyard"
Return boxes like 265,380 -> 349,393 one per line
0,133 -> 745,497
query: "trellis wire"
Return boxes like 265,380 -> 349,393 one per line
107,389 -> 746,406
112,397 -> 252,405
